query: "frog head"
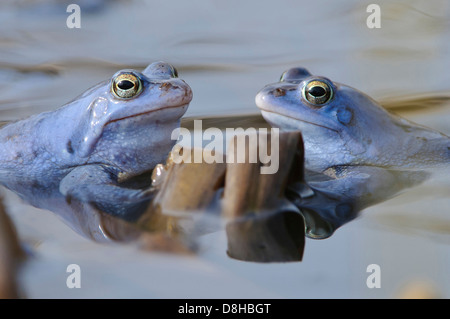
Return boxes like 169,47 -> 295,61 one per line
66,62 -> 193,174
255,67 -> 402,172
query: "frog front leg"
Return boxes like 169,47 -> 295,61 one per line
286,166 -> 427,236
59,165 -> 156,204
306,166 -> 427,208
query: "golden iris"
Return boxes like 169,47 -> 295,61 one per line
303,80 -> 333,105
111,72 -> 143,99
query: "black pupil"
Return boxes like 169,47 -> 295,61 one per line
308,86 -> 326,97
117,80 -> 135,90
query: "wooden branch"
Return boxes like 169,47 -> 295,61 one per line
222,131 -> 306,262
0,198 -> 24,299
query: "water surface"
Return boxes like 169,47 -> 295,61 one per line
0,0 -> 449,298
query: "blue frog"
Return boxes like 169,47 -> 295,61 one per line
256,67 -> 449,173
0,62 -> 192,204
256,68 -> 445,236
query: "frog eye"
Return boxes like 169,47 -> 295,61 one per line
111,72 -> 143,99
170,65 -> 179,78
303,79 -> 333,106
280,67 -> 311,82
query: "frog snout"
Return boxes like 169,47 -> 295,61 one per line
177,81 -> 193,104
154,78 -> 192,106
255,90 -> 271,111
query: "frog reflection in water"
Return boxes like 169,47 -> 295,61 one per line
0,62 -> 193,207
256,68 -> 448,237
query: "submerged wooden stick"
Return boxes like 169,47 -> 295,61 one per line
149,148 -> 226,213
136,148 -> 226,250
222,131 -> 306,262
0,198 -> 24,299
136,131 -> 307,261
223,131 -> 304,216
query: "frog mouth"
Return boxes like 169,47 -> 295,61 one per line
106,103 -> 189,125
260,109 -> 339,133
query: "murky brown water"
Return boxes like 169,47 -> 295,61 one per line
0,0 -> 449,298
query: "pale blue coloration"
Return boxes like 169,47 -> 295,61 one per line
256,67 -> 450,173
0,62 -> 192,204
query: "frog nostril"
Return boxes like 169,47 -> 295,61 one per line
272,88 -> 286,97
159,82 -> 174,91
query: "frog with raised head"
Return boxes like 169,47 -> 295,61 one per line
0,62 -> 192,204
256,68 -> 445,235
256,67 -> 449,173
